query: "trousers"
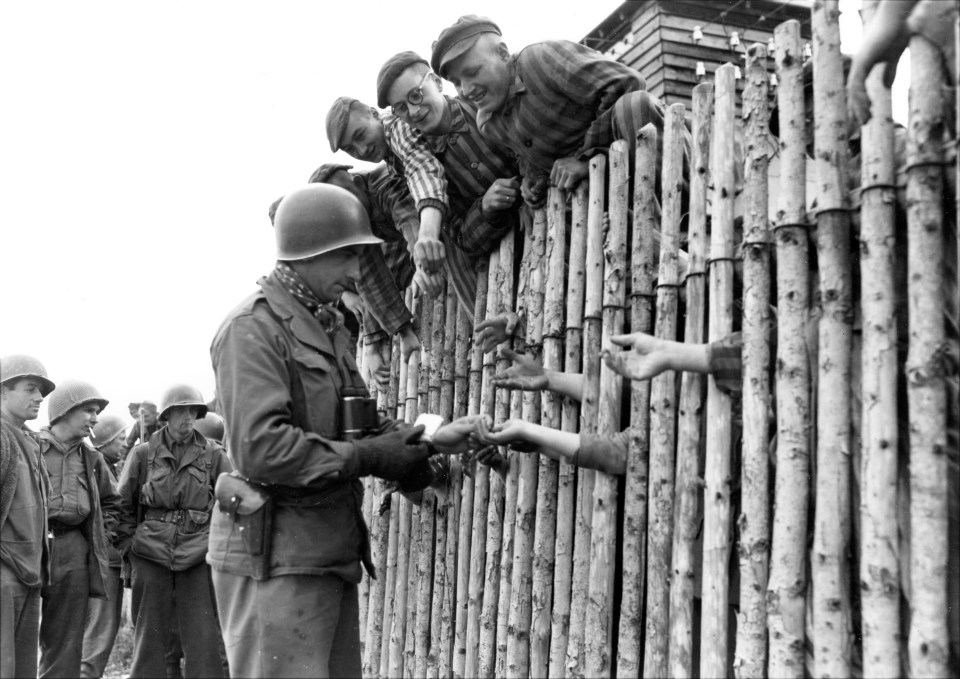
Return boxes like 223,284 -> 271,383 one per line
39,529 -> 90,678
0,561 -> 41,679
81,565 -> 122,678
212,569 -> 360,678
128,555 -> 226,679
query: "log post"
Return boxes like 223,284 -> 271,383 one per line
856,4 -> 901,676
460,258 -> 492,678
811,3 -> 855,676
496,227 -> 528,677
617,123 -> 658,679
507,205 -> 548,677
478,233 -> 514,677
668,84 -> 712,679
906,30 -> 951,679
549,182 -> 588,678
531,187 -> 566,678
735,44 -> 773,679
700,62 -> 736,679
644,106 -> 684,677
767,20 -> 812,678
584,139 -> 630,678
565,156 -> 606,678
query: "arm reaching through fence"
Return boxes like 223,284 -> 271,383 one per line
490,348 -> 585,401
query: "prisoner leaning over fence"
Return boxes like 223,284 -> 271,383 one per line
37,380 -> 119,679
307,162 -> 421,390
115,384 -> 231,679
0,355 -> 54,679
376,50 -> 524,302
80,414 -> 127,679
208,183 -> 481,678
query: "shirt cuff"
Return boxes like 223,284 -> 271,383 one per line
417,198 -> 447,216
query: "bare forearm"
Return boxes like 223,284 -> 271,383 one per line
521,422 -> 581,461
418,207 -> 442,240
545,371 -> 585,401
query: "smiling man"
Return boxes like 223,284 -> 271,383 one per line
433,15 -> 676,209
1,355 -> 55,679
37,379 -> 119,679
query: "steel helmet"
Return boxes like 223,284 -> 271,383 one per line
274,184 -> 382,261
0,354 -> 56,397
91,415 -> 127,448
194,412 -> 225,441
159,384 -> 208,421
47,380 -> 109,425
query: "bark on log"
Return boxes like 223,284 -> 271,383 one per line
644,110 -> 684,677
735,44 -> 772,679
767,20 -> 812,679
668,84 -> 712,679
906,32 -> 951,679
565,157 -> 606,678
550,183 -> 588,678
584,139 -> 630,678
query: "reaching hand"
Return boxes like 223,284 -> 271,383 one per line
521,175 -> 548,209
474,416 -> 528,447
482,176 -> 521,215
602,332 -> 673,381
474,312 -> 519,354
363,342 -> 390,391
550,157 -> 589,192
340,290 -> 364,321
414,235 -> 446,275
400,324 -> 420,361
432,414 -> 485,453
413,267 -> 444,298
490,348 -> 549,392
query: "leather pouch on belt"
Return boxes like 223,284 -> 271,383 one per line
215,472 -> 273,580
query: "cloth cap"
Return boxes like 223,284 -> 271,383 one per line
326,96 -> 365,153
308,163 -> 354,185
431,15 -> 502,78
376,51 -> 429,109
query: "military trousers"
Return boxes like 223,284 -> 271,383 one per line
40,528 -> 91,678
0,561 -> 41,679
212,569 -> 360,678
129,555 -> 226,679
81,565 -> 122,678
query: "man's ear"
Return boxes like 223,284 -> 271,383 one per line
368,106 -> 381,119
497,41 -> 510,61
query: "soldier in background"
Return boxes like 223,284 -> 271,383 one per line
38,380 -> 119,679
81,415 -> 128,679
0,355 -> 55,679
115,384 -> 231,679
122,400 -> 159,463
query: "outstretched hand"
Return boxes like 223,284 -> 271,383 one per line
490,348 -> 549,392
602,332 -> 673,382
475,312 -> 519,354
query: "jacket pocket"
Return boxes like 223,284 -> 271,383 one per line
130,519 -> 175,566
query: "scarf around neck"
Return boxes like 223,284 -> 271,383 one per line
273,263 -> 344,335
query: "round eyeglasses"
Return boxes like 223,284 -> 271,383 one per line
390,71 -> 431,119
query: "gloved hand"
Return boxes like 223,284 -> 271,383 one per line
355,425 -> 432,483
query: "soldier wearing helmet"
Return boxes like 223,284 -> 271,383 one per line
35,379 -> 120,679
210,183 -> 479,677
80,414 -> 127,679
122,400 -> 159,464
114,384 -> 231,679
194,412 -> 225,444
0,355 -> 54,679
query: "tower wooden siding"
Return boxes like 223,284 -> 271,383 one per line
581,0 -> 812,109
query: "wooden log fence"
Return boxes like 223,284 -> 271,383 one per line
351,6 -> 958,677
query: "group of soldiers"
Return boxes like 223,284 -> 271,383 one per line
3,4 -> 959,678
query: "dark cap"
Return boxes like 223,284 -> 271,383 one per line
431,15 -> 501,77
326,96 -> 367,153
376,51 -> 430,109
308,163 -> 354,185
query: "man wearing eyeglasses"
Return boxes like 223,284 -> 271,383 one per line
374,51 -> 523,313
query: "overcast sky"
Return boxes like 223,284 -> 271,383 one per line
1,0 -> 900,427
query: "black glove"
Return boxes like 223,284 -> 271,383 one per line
355,425 -> 431,482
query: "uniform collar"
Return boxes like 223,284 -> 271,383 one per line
259,273 -> 337,359
425,96 -> 469,154
158,426 -> 206,471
